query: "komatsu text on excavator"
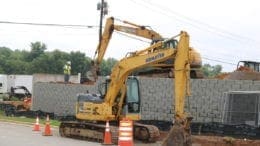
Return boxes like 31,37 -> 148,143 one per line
86,17 -> 202,82
60,31 -> 192,145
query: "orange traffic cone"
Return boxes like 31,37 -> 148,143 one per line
32,116 -> 40,131
118,118 -> 133,146
42,115 -> 52,136
102,120 -> 113,145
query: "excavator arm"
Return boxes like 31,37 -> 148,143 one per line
162,31 -> 191,146
89,17 -> 163,81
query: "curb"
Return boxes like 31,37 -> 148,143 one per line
0,118 -> 59,129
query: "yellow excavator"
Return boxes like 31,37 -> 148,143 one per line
87,17 -> 202,81
60,31 -> 192,145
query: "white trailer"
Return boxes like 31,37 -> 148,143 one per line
0,74 -> 8,94
7,75 -> 33,93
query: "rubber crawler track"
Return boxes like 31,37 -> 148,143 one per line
59,121 -> 160,143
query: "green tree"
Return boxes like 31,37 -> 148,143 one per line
0,49 -> 30,74
29,50 -> 68,74
69,51 -> 91,76
28,42 -> 47,61
49,50 -> 70,74
0,47 -> 12,57
0,47 -> 12,73
0,42 -> 119,76
202,63 -> 222,77
5,59 -> 29,74
100,58 -> 118,75
30,54 -> 51,73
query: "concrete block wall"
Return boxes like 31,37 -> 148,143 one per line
32,78 -> 105,116
187,79 -> 260,122
139,77 -> 173,121
32,77 -> 260,122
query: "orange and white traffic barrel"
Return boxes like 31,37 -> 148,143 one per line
118,118 -> 133,146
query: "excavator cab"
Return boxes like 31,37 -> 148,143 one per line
76,77 -> 141,120
163,39 -> 178,49
103,76 -> 141,116
237,61 -> 260,72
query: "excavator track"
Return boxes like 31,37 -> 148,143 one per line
59,121 -> 118,144
134,122 -> 160,142
59,121 -> 160,144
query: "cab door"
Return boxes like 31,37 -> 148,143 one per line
125,77 -> 141,120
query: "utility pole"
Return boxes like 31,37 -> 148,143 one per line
97,0 -> 108,43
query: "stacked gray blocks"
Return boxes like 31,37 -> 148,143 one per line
139,77 -> 173,121
32,78 -> 105,116
32,77 -> 260,123
139,78 -> 260,122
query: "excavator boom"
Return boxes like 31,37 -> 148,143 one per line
87,17 -> 202,82
94,17 -> 163,64
89,17 -> 163,81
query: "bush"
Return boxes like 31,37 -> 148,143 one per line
9,96 -> 20,101
0,94 -> 9,101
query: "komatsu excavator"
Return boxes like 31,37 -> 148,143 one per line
60,31 -> 192,145
87,17 -> 202,81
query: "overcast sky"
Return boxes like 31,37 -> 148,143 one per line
0,0 -> 259,72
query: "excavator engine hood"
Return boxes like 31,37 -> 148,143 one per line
77,93 -> 104,103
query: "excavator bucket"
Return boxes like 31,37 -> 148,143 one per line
86,70 -> 96,82
161,121 -> 192,146
83,61 -> 99,83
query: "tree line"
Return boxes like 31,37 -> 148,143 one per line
0,42 -> 117,76
0,41 -> 222,77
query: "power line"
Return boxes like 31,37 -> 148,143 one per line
191,38 -> 260,62
202,57 -> 237,66
115,31 -> 151,44
129,0 -> 260,68
115,30 -> 237,66
130,0 -> 259,45
0,20 -> 99,28
143,0 -> 253,41
129,0 -> 239,42
113,20 -> 244,67
202,54 -> 237,64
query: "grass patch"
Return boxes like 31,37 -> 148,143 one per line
0,110 -> 60,127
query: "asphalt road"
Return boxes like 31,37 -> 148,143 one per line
0,121 -> 100,146
0,121 -> 162,146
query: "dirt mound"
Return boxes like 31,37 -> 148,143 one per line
160,131 -> 260,146
226,71 -> 260,80
192,135 -> 260,146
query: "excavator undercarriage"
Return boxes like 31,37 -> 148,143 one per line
59,121 -> 160,143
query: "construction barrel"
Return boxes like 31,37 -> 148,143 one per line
118,118 -> 133,146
